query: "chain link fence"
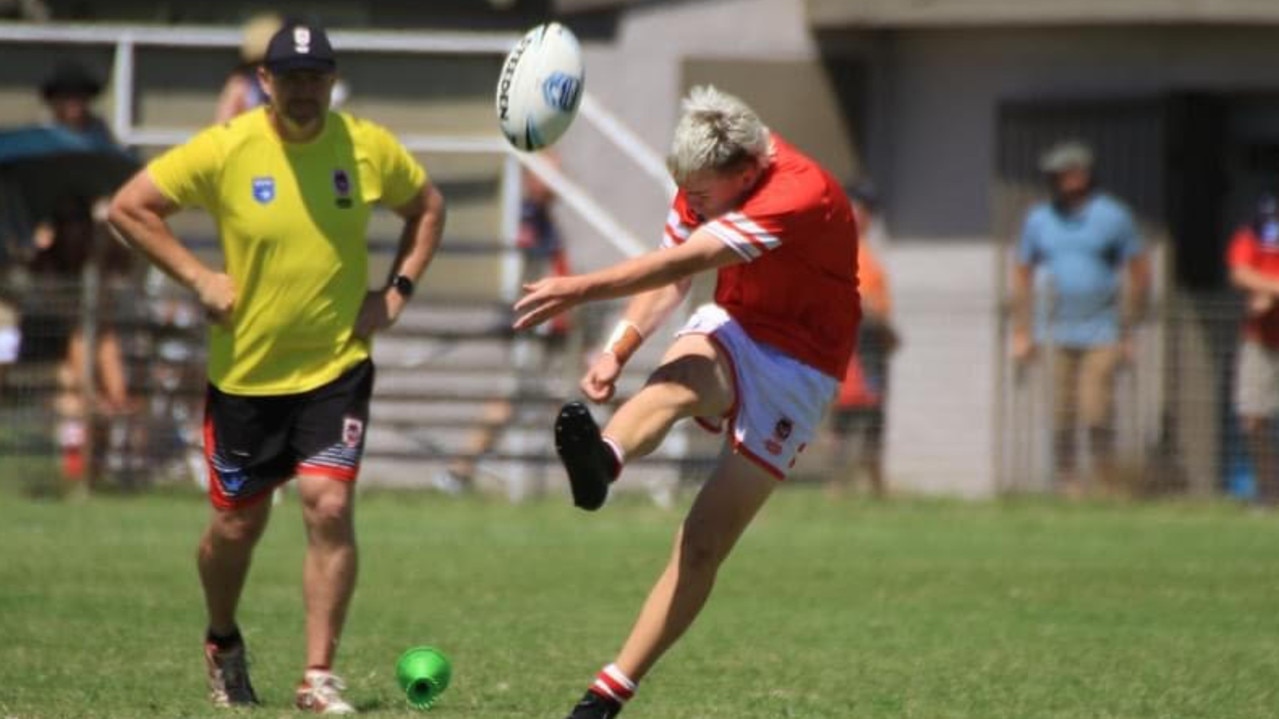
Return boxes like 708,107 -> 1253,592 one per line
0,263 -> 1265,501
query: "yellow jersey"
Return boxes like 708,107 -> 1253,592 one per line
148,108 -> 427,395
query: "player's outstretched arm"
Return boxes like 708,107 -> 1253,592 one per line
107,171 -> 235,325
577,279 -> 692,403
512,229 -> 738,331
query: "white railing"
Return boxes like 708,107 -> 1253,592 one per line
0,22 -> 666,266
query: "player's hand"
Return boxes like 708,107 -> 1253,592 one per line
1011,329 -> 1036,364
353,289 -> 407,340
581,351 -> 621,403
512,275 -> 586,331
193,270 -> 236,327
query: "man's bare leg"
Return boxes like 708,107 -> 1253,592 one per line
199,497 -> 273,634
296,474 -> 358,670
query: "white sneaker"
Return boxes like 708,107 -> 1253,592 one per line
295,669 -> 356,714
431,468 -> 468,496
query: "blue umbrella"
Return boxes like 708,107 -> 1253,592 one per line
0,123 -> 139,223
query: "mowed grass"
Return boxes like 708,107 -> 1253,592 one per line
1,486 -> 1278,718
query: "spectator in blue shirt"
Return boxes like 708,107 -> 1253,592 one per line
1012,140 -> 1150,497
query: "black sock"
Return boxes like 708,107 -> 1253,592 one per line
206,626 -> 242,650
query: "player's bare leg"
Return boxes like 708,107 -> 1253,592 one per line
606,334 -> 734,461
199,498 -> 273,634
562,335 -> 748,718
556,334 -> 733,510
615,448 -> 776,680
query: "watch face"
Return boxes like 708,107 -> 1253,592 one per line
392,275 -> 414,297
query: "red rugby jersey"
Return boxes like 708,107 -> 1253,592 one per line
662,135 -> 861,378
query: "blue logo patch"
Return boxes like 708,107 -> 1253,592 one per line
542,72 -> 582,113
252,177 -> 275,204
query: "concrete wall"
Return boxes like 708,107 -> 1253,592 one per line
860,25 -> 1279,239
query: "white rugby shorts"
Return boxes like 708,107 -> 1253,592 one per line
676,304 -> 837,479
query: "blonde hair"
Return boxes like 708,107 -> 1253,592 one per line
666,85 -> 771,184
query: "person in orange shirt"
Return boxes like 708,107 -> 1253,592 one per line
1228,194 -> 1279,506
827,182 -> 899,498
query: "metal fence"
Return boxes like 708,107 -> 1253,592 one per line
0,268 -> 1258,498
0,263 -> 205,493
997,291 -> 1255,500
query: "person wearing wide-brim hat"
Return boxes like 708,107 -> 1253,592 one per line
40,60 -> 103,100
39,60 -> 115,147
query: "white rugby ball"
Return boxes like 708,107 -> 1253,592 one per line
495,22 -> 585,152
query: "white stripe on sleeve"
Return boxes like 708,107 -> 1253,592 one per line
705,220 -> 763,260
722,211 -> 782,250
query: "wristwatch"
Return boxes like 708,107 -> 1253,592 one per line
388,274 -> 415,299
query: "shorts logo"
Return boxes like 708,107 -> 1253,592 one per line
765,417 -> 793,456
252,177 -> 275,204
333,168 -> 352,208
215,463 -> 250,496
342,416 -> 364,448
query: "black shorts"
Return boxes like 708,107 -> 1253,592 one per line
203,360 -> 374,509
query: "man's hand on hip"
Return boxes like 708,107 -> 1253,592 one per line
194,271 -> 236,327
353,289 -> 407,340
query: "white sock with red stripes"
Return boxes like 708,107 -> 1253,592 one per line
589,663 -> 637,705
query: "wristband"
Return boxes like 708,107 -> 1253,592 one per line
602,320 -> 644,366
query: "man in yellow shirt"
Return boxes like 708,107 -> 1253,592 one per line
108,22 -> 446,714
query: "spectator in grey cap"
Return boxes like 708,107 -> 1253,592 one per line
1011,140 -> 1150,498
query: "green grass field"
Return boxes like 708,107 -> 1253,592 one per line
2,486 -> 1278,719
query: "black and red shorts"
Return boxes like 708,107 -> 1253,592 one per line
203,360 -> 374,509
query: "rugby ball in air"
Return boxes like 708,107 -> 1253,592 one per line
495,22 -> 585,152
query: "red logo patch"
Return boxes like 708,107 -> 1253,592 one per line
774,418 -> 793,441
342,416 -> 364,448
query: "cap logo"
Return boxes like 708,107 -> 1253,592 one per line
293,27 -> 312,54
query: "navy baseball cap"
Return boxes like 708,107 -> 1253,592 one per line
264,22 -> 336,73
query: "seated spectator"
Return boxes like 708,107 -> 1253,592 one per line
25,194 -> 135,482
